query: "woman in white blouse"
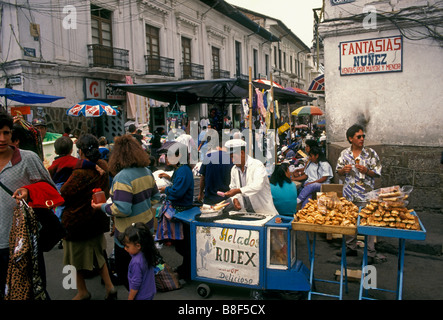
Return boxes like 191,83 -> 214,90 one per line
297,146 -> 333,209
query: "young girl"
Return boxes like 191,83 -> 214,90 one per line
118,223 -> 160,300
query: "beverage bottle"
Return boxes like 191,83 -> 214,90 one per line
92,188 -> 106,203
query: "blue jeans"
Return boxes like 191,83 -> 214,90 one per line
297,182 -> 322,209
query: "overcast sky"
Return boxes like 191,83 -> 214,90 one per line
225,0 -> 324,47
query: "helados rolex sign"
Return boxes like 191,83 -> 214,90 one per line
339,35 -> 403,75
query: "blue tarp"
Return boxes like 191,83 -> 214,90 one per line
0,88 -> 64,104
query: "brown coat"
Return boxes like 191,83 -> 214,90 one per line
61,159 -> 110,241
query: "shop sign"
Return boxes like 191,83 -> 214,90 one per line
339,35 -> 403,76
85,78 -> 106,99
10,106 -> 31,116
196,226 -> 260,285
106,82 -> 126,100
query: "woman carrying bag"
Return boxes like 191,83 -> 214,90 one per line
91,134 -> 161,291
60,134 -> 116,300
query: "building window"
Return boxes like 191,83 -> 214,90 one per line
90,5 -> 113,67
265,54 -> 269,78
146,25 -> 159,57
212,46 -> 220,78
91,5 -> 112,47
182,37 -> 192,78
253,49 -> 258,79
283,52 -> 286,71
274,46 -> 277,66
146,24 -> 160,73
235,41 -> 242,77
290,56 -> 293,73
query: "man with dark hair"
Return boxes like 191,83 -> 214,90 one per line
336,124 -> 382,264
0,111 -> 56,299
128,124 -> 143,145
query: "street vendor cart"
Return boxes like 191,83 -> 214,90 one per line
174,207 -> 311,298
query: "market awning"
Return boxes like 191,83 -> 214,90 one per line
308,74 -> 324,94
112,78 -> 316,106
0,88 -> 65,104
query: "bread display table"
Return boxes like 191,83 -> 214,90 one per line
357,212 -> 426,300
292,221 -> 357,300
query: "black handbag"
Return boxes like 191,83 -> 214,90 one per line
0,181 -> 66,252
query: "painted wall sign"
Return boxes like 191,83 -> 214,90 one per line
85,78 -> 105,99
339,35 -> 403,76
331,0 -> 355,5
196,226 -> 260,286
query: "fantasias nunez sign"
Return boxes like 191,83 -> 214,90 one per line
339,35 -> 403,76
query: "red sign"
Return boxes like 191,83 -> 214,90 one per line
10,106 -> 31,116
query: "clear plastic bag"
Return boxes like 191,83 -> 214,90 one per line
317,192 -> 343,214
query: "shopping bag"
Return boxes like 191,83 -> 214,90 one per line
154,263 -> 181,292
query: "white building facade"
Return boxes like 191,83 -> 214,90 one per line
1,0 -> 301,138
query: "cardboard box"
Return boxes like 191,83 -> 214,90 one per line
320,184 -> 344,197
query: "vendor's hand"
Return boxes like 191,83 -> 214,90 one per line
91,200 -> 105,210
197,193 -> 204,202
224,188 -> 240,198
12,188 -> 28,204
159,186 -> 166,193
355,164 -> 367,174
342,164 -> 353,174
158,173 -> 171,179
233,198 -> 242,211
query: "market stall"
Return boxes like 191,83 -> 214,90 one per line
174,208 -> 311,298
357,186 -> 426,300
292,191 -> 360,300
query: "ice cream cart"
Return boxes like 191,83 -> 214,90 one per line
174,207 -> 311,298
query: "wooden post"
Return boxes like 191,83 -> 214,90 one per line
270,73 -> 277,163
248,67 -> 253,157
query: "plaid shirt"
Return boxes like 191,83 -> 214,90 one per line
0,147 -> 55,249
335,146 -> 382,203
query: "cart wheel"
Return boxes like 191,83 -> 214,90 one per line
197,283 -> 211,298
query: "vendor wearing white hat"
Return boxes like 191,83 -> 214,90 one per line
223,139 -> 278,215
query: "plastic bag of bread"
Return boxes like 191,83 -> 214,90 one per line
317,192 -> 342,214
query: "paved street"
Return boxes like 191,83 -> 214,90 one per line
44,212 -> 443,301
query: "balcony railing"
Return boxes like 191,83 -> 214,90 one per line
87,44 -> 129,70
144,55 -> 175,77
211,68 -> 230,79
180,62 -> 204,80
234,73 -> 249,80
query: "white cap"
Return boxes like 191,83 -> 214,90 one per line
225,139 -> 247,149
281,146 -> 288,153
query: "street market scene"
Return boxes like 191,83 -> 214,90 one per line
0,0 -> 442,310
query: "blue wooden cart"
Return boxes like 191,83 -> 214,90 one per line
174,207 -> 311,298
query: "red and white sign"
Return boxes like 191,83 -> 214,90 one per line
85,78 -> 105,99
339,35 -> 403,76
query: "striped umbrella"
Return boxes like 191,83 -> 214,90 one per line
285,87 -> 309,95
66,99 -> 119,117
291,106 -> 323,116
253,79 -> 284,89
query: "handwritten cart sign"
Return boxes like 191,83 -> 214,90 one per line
196,226 -> 260,286
339,36 -> 403,76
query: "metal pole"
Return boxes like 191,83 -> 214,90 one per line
248,67 -> 253,157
